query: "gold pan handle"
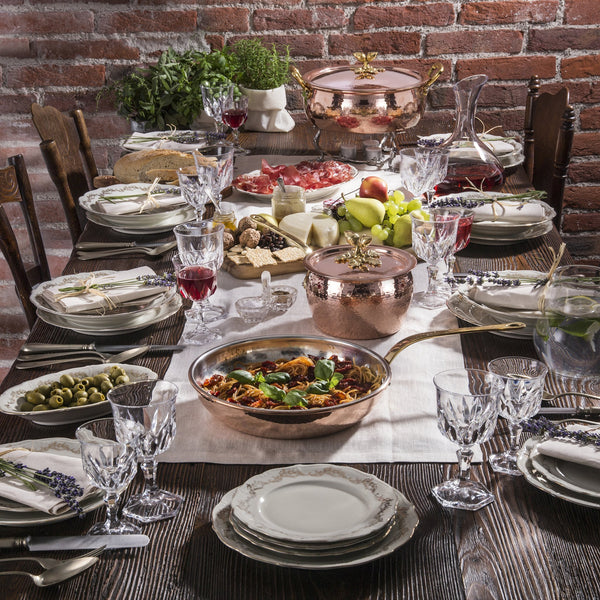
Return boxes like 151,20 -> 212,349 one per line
383,322 -> 526,364
290,66 -> 311,94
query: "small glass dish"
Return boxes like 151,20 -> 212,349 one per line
235,296 -> 270,324
269,285 -> 297,313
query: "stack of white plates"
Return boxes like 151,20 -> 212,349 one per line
212,464 -> 419,569
517,423 -> 600,510
79,183 -> 195,235
30,271 -> 181,336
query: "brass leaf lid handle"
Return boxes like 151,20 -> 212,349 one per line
335,232 -> 382,271
352,52 -> 385,80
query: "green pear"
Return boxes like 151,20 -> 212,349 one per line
345,197 -> 386,228
392,214 -> 412,248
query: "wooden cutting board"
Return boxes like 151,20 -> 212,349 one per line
222,256 -> 305,279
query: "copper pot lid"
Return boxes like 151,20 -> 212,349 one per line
304,237 -> 417,283
302,52 -> 424,94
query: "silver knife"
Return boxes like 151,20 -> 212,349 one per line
0,534 -> 149,552
20,344 -> 184,354
538,407 -> 600,416
75,241 -> 171,250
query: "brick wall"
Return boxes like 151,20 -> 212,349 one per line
0,0 -> 599,377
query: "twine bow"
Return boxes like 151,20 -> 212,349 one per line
537,243 -> 566,312
139,177 -> 162,213
157,124 -> 178,148
55,274 -> 117,311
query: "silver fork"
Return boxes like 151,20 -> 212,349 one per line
76,240 -> 176,260
0,545 -> 104,570
15,345 -> 149,369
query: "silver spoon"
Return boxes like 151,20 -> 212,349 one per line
15,346 -> 150,370
0,553 -> 100,587
276,177 -> 287,194
76,241 -> 176,260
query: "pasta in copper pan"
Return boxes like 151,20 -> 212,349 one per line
201,355 -> 384,410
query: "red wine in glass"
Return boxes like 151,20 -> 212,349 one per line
176,266 -> 216,301
455,213 -> 474,252
222,109 -> 247,129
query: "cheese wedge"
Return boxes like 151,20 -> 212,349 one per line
279,213 -> 339,248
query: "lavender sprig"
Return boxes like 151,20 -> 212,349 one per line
58,272 -> 176,294
430,190 -> 547,210
445,269 -> 547,288
0,458 -> 85,516
522,416 -> 600,448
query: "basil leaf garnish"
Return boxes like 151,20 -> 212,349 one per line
265,372 -> 291,384
227,370 -> 255,385
258,382 -> 285,403
305,380 -> 330,395
314,359 -> 335,381
283,390 -> 307,407
329,372 -> 344,389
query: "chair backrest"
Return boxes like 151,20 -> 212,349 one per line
31,103 -> 98,243
523,76 -> 575,227
0,155 -> 51,328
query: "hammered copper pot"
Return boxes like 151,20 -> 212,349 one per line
303,243 -> 417,340
291,53 -> 443,135
188,324 -> 525,440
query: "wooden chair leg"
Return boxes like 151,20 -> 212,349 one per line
523,75 -> 540,181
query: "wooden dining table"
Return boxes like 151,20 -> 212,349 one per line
1,122 -> 599,600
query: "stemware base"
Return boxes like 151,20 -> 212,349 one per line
432,477 -> 495,511
123,489 -> 183,523
489,450 -> 521,476
88,518 -> 141,535
412,291 -> 448,310
181,320 -> 222,345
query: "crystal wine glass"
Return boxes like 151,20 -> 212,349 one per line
193,145 -> 235,215
76,417 -> 140,535
487,356 -> 548,476
177,168 -> 210,221
221,94 -> 249,155
108,380 -> 182,523
201,82 -> 234,136
445,208 -> 475,283
410,208 -> 461,309
432,368 -> 501,511
173,220 -> 225,339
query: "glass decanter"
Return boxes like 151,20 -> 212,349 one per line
436,74 -> 505,195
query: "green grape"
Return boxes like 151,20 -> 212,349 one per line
371,224 -> 388,241
383,200 -> 399,217
397,201 -> 409,215
407,198 -> 422,212
336,205 -> 347,217
391,190 -> 405,204
388,213 -> 400,225
338,219 -> 352,235
346,214 -> 364,232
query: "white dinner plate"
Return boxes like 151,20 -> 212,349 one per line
213,487 -> 419,569
0,438 -> 104,525
85,207 -> 195,235
230,464 -> 398,544
0,364 -> 158,425
530,451 -> 600,499
419,133 -> 523,157
232,163 -> 359,202
517,436 -> 600,510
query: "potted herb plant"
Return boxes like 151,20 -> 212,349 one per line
230,39 -> 295,132
104,47 -> 236,131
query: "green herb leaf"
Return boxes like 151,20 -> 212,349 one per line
330,372 -> 344,389
227,370 -> 255,385
258,382 -> 285,403
314,359 -> 335,381
305,380 -> 330,395
282,390 -> 307,407
265,372 -> 291,384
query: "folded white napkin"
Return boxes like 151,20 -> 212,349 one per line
95,191 -> 184,216
0,447 -> 97,515
41,267 -> 169,314
472,200 -> 546,224
468,283 -> 543,311
420,134 -> 517,157
123,131 -> 204,151
537,429 -> 600,471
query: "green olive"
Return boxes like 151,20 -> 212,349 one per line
74,383 -> 86,392
32,404 -> 49,411
88,392 -> 105,404
110,367 -> 126,379
19,401 -> 35,412
60,388 -> 73,401
74,390 -> 88,400
50,381 -> 61,390
80,378 -> 92,388
75,396 -> 88,406
48,395 -> 64,409
36,384 -> 52,398
115,375 -> 130,385
25,391 -> 46,405
59,374 -> 75,388
100,380 -> 114,394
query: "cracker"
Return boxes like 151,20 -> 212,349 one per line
227,253 -> 251,265
245,248 -> 277,267
273,246 -> 305,263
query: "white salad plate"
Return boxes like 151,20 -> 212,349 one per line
0,438 -> 104,525
470,220 -> 554,245
0,364 -> 157,425
84,210 -> 193,235
230,464 -> 398,545
213,487 -> 419,569
233,164 -> 359,203
530,450 -> 600,499
121,130 -> 209,152
517,436 -> 600,510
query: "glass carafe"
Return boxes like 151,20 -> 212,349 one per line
436,75 -> 505,195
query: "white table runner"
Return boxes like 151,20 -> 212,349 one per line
160,156 -> 477,464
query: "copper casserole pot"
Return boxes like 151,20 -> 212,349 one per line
188,324 -> 524,440
291,52 -> 443,135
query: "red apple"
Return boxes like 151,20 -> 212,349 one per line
359,176 -> 388,202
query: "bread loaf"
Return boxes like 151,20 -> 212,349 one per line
113,149 -> 196,184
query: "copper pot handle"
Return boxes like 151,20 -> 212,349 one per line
420,62 -> 444,96
383,321 -> 526,364
290,66 -> 311,94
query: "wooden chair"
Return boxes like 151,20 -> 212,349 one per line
523,75 -> 575,227
31,103 -> 99,243
0,155 -> 51,328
